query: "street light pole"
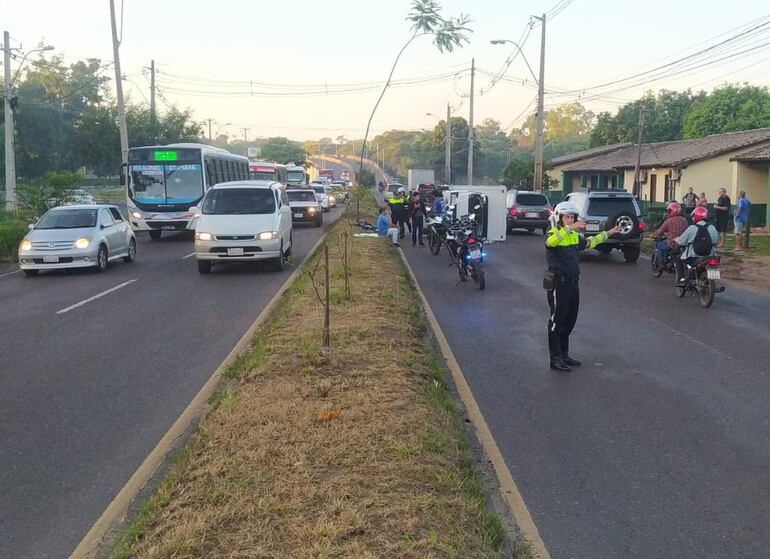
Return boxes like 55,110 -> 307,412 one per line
3,31 -> 15,211
533,13 -> 546,192
109,0 -> 129,169
445,102 -> 451,185
467,58 -> 475,185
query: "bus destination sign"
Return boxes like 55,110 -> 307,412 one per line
153,150 -> 178,162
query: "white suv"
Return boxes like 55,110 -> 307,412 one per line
191,181 -> 293,274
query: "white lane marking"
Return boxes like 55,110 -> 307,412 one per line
57,279 -> 138,315
182,252 -> 195,259
0,269 -> 21,279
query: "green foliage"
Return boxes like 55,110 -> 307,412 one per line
259,137 -> 307,165
683,84 -> 770,138
0,218 -> 28,262
500,152 -> 534,188
406,0 -> 472,53
357,168 -> 375,187
589,89 -> 704,146
524,102 -> 595,142
16,171 -> 83,218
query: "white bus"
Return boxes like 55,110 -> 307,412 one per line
248,161 -> 288,185
124,143 -> 249,239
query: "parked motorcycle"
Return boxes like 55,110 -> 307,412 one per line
426,211 -> 448,256
446,215 -> 486,290
675,254 -> 725,308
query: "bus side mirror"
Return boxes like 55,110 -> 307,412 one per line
119,162 -> 128,186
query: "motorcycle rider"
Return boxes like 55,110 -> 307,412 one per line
672,206 -> 719,285
650,202 -> 688,269
545,201 -> 620,372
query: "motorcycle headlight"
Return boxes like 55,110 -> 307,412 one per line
258,231 -> 279,240
197,232 -> 212,241
20,239 -> 32,251
74,237 -> 91,249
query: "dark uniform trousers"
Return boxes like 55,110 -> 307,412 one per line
547,275 -> 580,358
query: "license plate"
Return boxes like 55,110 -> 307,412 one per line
43,255 -> 59,263
707,269 -> 721,280
161,225 -> 176,230
525,212 -> 538,218
227,248 -> 244,256
294,213 -> 303,218
586,223 -> 600,232
470,249 -> 481,259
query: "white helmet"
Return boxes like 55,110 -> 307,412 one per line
551,201 -> 580,226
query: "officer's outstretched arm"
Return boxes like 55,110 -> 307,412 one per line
544,228 -> 565,248
583,231 -> 609,250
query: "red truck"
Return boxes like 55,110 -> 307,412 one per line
319,169 -> 335,182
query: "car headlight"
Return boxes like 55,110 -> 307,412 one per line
258,231 -> 278,240
329,196 -> 336,202
74,237 -> 91,249
308,206 -> 317,213
20,239 -> 32,251
197,232 -> 212,241
132,211 -> 142,219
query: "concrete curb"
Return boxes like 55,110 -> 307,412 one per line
69,231 -> 332,559
397,249 -> 551,559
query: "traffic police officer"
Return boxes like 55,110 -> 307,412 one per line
544,201 -> 620,372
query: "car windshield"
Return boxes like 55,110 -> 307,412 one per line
202,188 -> 276,215
287,170 -> 305,184
587,197 -> 636,217
517,193 -> 548,206
288,190 -> 316,202
36,208 -> 98,229
312,186 -> 326,194
130,163 -> 204,205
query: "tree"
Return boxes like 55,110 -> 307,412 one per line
260,137 -> 306,165
474,118 -> 510,182
358,0 -> 471,176
525,102 -> 594,142
500,151 -> 534,188
683,84 -> 770,138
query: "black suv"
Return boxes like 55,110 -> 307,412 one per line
506,190 -> 553,234
564,190 -> 644,262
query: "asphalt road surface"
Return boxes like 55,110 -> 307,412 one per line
0,207 -> 343,558
402,230 -> 770,559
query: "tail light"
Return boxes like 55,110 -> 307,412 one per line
467,238 -> 476,244
638,220 -> 645,231
547,208 -> 554,216
508,206 -> 517,217
706,258 -> 719,267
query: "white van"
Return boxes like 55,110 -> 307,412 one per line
311,184 -> 331,212
191,180 -> 292,274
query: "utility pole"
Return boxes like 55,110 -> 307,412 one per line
445,102 -> 451,185
467,58 -> 475,185
109,0 -> 129,168
3,31 -> 16,210
632,106 -> 646,198
533,13 -> 547,192
150,59 -> 156,139
206,118 -> 214,141
241,127 -> 249,144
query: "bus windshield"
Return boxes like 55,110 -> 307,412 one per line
130,163 -> 203,205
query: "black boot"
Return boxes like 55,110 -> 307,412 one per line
550,358 -> 571,372
562,355 -> 582,367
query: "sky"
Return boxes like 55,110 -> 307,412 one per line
6,0 -> 770,142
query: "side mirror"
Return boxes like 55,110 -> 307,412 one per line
28,223 -> 35,230
189,206 -> 201,217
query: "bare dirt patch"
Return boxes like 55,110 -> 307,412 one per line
110,203 -> 522,558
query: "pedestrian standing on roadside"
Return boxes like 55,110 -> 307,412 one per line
544,202 -> 620,372
387,188 -> 409,239
377,206 -> 400,247
682,187 -> 699,211
714,187 -> 731,247
409,191 -> 428,246
733,190 -> 751,251
432,188 -> 446,216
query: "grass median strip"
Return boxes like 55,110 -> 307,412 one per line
109,200 -> 525,558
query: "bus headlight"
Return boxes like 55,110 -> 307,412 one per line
74,237 -> 91,249
132,211 -> 142,219
258,231 -> 278,240
20,239 -> 32,251
197,232 -> 212,241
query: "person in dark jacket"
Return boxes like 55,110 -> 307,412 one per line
409,191 -> 428,246
387,188 -> 409,239
544,201 -> 619,372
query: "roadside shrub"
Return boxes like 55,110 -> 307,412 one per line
0,219 -> 28,262
16,170 -> 84,218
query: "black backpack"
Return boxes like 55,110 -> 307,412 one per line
692,224 -> 713,256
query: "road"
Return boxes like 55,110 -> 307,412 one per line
0,207 -> 343,558
402,230 -> 770,559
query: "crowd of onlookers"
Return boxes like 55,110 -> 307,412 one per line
377,185 -> 446,247
681,186 -> 751,250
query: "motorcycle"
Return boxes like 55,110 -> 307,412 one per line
446,215 -> 486,290
675,254 -> 725,308
426,211 -> 448,255
650,236 -> 676,278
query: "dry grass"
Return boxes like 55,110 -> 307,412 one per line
110,200 -> 511,559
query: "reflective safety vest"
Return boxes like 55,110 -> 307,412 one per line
545,225 -> 609,277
